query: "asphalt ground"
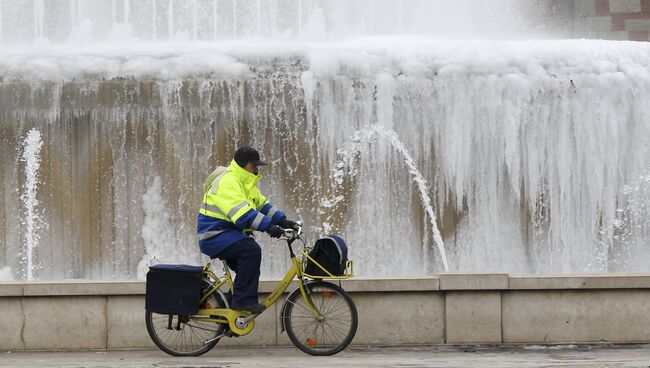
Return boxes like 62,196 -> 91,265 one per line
3,344 -> 650,368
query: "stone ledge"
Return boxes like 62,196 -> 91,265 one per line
339,276 -> 439,292
0,281 -> 145,296
259,277 -> 440,293
509,274 -> 650,289
439,273 -> 509,290
4,274 -> 650,296
0,283 -> 24,296
0,277 -> 440,296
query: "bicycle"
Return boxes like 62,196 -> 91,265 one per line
145,223 -> 358,356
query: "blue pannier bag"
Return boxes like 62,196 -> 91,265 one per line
145,264 -> 204,315
304,235 -> 348,277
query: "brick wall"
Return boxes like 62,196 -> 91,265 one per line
575,0 -> 650,41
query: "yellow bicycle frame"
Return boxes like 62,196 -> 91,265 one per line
195,255 -> 321,336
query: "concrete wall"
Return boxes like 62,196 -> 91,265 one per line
3,274 -> 650,351
574,0 -> 650,40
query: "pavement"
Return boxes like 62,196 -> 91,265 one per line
3,345 -> 650,368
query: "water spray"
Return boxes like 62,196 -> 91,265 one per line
21,128 -> 44,281
324,124 -> 449,272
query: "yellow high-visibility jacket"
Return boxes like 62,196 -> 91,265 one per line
197,160 -> 285,256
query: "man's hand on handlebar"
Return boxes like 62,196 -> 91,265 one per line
266,224 -> 283,238
282,228 -> 296,239
278,217 -> 300,231
281,221 -> 303,239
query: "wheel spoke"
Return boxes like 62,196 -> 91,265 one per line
287,298 -> 317,314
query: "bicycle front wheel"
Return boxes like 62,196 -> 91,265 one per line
283,281 -> 358,356
145,286 -> 227,356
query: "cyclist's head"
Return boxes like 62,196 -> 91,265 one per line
234,146 -> 266,175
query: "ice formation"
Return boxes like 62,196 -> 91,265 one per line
1,1 -> 650,279
137,176 -> 199,279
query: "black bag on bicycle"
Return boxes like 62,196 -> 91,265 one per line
304,235 -> 348,277
145,264 -> 204,315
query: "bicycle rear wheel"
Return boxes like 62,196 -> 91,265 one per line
145,284 -> 227,356
283,281 -> 358,356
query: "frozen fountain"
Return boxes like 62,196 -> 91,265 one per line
1,1 -> 650,280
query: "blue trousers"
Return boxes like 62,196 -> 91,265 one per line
214,237 -> 261,307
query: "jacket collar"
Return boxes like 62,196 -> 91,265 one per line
228,160 -> 262,189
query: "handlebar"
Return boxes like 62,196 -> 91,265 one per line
281,221 -> 303,240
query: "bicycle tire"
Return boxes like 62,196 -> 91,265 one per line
283,281 -> 358,356
145,281 -> 227,356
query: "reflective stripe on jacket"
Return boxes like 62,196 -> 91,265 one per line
197,159 -> 285,257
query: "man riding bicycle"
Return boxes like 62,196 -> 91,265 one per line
197,147 -> 298,314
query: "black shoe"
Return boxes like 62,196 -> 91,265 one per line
232,303 -> 265,314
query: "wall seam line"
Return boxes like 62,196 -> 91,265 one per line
442,291 -> 447,344
500,291 -> 504,344
19,296 -> 26,349
105,295 -> 109,349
